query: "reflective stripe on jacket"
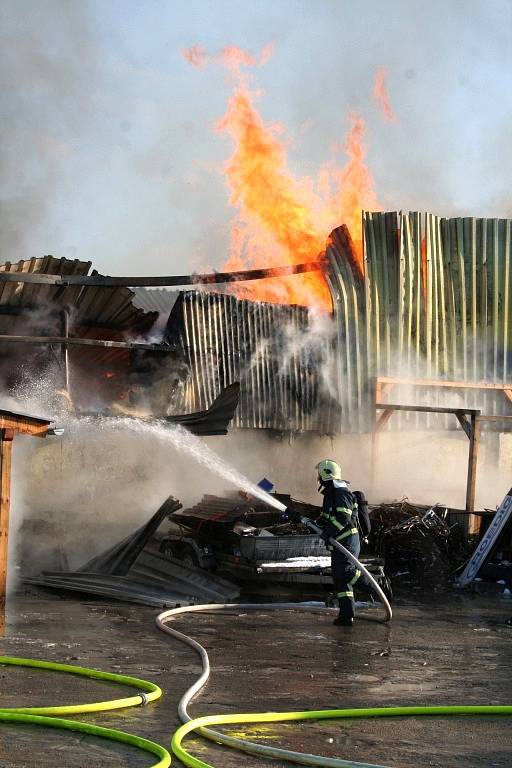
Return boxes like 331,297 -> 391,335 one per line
320,480 -> 359,543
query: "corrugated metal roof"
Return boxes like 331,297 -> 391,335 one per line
0,256 -> 158,334
132,287 -> 180,315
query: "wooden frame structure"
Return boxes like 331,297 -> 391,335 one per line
375,376 -> 512,409
0,410 -> 53,625
372,377 -> 512,531
373,403 -> 481,521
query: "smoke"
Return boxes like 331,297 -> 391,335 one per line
7,374 -> 285,579
0,2 -> 99,259
3,3 -> 512,277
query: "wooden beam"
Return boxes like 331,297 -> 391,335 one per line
455,412 -> 472,439
373,400 -> 483,517
466,414 -> 480,517
0,429 -> 13,613
375,408 -> 394,432
0,335 -> 174,352
0,261 -> 323,288
376,402 -> 481,417
0,418 -> 48,437
376,376 -> 512,392
477,414 -> 512,422
504,389 -> 512,404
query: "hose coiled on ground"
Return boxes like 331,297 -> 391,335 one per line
0,655 -> 171,766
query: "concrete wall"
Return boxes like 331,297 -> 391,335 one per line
9,421 -> 511,575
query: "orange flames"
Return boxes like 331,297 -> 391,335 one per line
184,45 -> 384,309
217,88 -> 332,308
374,67 -> 395,122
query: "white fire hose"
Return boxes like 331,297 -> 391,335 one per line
300,516 -> 393,623
156,524 -> 393,767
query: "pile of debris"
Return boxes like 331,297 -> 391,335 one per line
369,500 -> 469,584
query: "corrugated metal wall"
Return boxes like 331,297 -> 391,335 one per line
326,212 -> 512,430
155,212 -> 512,434
166,291 -> 340,433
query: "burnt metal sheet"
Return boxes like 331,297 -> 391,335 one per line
0,256 -> 158,335
132,288 -> 180,315
166,291 -> 339,433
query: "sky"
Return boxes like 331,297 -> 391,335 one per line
1,0 -> 512,276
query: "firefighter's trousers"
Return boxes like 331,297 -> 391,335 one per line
331,532 -> 361,620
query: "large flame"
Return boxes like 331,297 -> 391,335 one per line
184,45 -> 384,309
218,88 -> 332,308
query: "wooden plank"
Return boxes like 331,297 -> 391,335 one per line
0,262 -> 323,287
375,408 -> 394,431
0,335 -> 173,352
376,376 -> 512,391
0,418 -> 49,437
376,403 -> 480,416
0,430 -> 13,610
466,413 -> 480,516
455,413 -> 472,439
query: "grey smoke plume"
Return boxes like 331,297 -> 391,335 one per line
3,1 -> 512,275
0,2 -> 100,259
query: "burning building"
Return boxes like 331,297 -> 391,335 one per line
0,211 -> 511,437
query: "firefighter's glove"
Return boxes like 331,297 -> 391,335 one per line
317,523 -> 334,544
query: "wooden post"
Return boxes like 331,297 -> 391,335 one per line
466,414 -> 480,527
0,428 -> 14,624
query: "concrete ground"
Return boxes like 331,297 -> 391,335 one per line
0,587 -> 511,767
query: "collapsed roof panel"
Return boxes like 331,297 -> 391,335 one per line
165,290 -> 339,433
0,256 -> 158,335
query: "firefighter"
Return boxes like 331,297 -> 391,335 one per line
315,459 -> 371,626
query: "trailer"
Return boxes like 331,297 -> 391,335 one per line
157,493 -> 391,599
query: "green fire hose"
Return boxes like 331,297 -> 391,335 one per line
0,711 -> 171,767
1,601 -> 512,768
0,655 -> 171,767
0,655 -> 161,715
158,603 -> 512,768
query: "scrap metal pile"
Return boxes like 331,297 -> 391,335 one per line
369,500 -> 470,583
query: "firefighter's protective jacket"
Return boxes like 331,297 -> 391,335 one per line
319,479 -> 359,545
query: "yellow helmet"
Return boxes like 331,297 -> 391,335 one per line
315,459 -> 342,483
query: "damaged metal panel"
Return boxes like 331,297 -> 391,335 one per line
166,291 -> 339,433
0,256 -> 158,335
324,224 -> 367,432
326,214 -> 512,431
